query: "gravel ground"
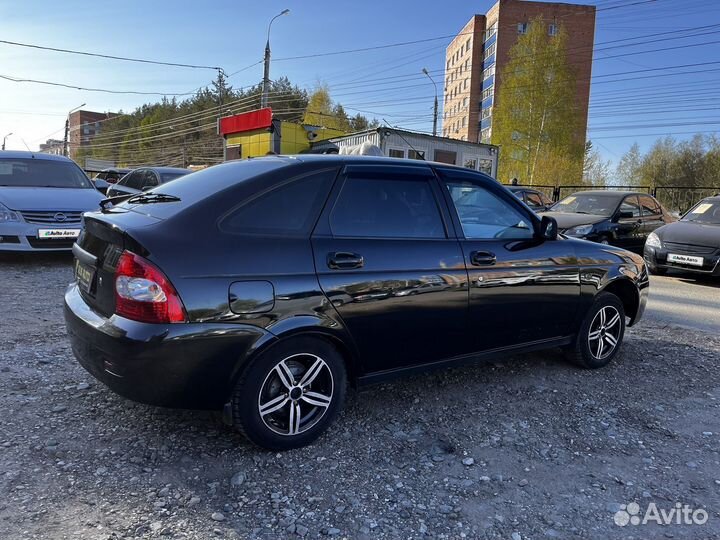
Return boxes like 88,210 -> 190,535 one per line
1,253 -> 720,540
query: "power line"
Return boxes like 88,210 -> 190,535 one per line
0,73 -> 198,96
0,38 -> 223,71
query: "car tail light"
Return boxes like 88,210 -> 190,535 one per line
114,250 -> 187,323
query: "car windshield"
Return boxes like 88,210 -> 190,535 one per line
552,193 -> 619,217
682,200 -> 720,224
0,158 -> 92,188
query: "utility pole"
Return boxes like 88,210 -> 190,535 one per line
2,132 -> 12,151
261,9 -> 290,109
422,68 -> 438,137
63,103 -> 86,157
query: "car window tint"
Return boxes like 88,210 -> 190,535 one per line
619,196 -> 642,218
639,195 -> 660,216
330,176 -> 445,238
525,192 -> 543,208
0,158 -> 91,188
122,171 -> 144,190
160,172 -> 187,183
221,169 -> 336,236
445,180 -> 534,239
143,171 -> 159,188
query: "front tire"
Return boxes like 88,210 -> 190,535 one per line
565,292 -> 626,369
231,337 -> 347,450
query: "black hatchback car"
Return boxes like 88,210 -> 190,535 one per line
65,156 -> 648,450
644,196 -> 720,277
544,190 -> 675,252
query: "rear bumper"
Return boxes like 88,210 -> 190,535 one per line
644,246 -> 720,276
0,222 -> 79,251
64,284 -> 273,409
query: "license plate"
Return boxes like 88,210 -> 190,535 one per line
74,260 -> 95,293
37,228 -> 81,239
667,253 -> 704,267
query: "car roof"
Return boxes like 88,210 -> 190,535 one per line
137,166 -> 192,173
0,150 -> 76,163
102,168 -> 131,173
240,154 -> 494,174
568,190 -> 648,197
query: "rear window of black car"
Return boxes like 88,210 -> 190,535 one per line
219,168 -> 337,236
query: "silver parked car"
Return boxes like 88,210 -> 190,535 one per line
0,151 -> 103,251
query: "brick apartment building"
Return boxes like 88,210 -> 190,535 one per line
443,0 -> 596,144
68,109 -> 116,160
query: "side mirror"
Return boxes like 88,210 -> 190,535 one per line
540,215 -> 558,240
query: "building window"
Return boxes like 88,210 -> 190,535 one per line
388,148 -> 405,159
482,64 -> 495,80
485,21 -> 497,41
465,39 -> 471,53
483,43 -> 496,60
482,107 -> 493,120
548,24 -> 557,36
482,86 -> 494,101
408,149 -> 426,160
518,22 -> 528,34
480,128 -> 491,143
446,59 -> 450,70
463,97 -> 469,108
462,117 -> 467,128
479,159 -> 493,175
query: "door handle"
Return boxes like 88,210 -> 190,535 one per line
470,251 -> 496,266
327,252 -> 364,269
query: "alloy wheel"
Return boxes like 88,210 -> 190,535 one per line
257,353 -> 334,436
587,305 -> 622,360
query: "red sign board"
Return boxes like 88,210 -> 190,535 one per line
219,108 -> 272,136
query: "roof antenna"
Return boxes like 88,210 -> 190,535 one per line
382,119 -> 425,161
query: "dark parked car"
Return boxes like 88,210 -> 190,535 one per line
92,168 -> 132,195
64,156 -> 648,450
544,190 -> 675,252
105,167 -> 190,198
508,186 -> 554,211
94,168 -> 131,185
644,195 -> 720,276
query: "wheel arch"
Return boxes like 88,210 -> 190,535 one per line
599,277 -> 640,326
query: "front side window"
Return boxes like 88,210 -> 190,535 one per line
443,177 -> 533,240
0,158 -> 91,189
122,171 -> 145,190
220,169 -> 336,236
330,176 -> 445,239
525,192 -> 544,208
618,196 -> 642,218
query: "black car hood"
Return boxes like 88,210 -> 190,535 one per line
656,220 -> 720,246
543,212 -> 608,229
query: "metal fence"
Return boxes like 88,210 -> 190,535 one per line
502,183 -> 720,213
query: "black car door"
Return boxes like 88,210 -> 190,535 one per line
614,195 -> 643,251
436,167 -> 580,351
311,164 -> 471,375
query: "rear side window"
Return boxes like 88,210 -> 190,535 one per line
220,168 -> 336,236
330,176 -> 445,238
122,171 -> 144,190
639,195 -> 660,216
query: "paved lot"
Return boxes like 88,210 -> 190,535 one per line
643,271 -> 720,334
1,254 -> 720,540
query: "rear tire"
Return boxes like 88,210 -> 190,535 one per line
231,337 -> 347,450
565,292 -> 625,369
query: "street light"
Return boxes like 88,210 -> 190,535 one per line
422,68 -> 438,137
2,132 -> 12,151
63,103 -> 86,157
261,9 -> 290,109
